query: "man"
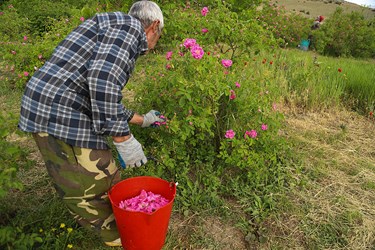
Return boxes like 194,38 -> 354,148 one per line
18,1 -> 164,247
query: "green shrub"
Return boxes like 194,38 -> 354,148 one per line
257,3 -> 312,48
126,14 -> 291,219
314,8 -> 375,58
160,2 -> 277,57
0,4 -> 30,41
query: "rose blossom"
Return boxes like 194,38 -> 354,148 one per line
119,190 -> 169,214
183,38 -> 196,49
201,7 -> 209,16
221,59 -> 232,68
166,51 -> 172,60
229,90 -> 236,100
225,129 -> 235,139
261,124 -> 268,131
244,130 -> 257,139
190,44 -> 204,59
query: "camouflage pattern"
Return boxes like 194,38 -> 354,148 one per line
33,132 -> 121,242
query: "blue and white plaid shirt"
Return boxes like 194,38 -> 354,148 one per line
18,12 -> 148,149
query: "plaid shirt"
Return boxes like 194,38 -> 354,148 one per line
18,12 -> 148,149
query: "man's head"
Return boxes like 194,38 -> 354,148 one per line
129,1 -> 164,50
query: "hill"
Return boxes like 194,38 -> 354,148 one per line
270,0 -> 375,19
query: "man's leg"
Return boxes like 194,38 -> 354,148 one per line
32,133 -> 121,243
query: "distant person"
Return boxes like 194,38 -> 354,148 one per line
311,15 -> 325,30
308,15 -> 325,50
18,0 -> 165,247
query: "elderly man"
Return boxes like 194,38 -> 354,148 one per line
18,1 -> 164,246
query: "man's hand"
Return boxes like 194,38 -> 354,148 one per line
113,135 -> 147,168
142,110 -> 166,128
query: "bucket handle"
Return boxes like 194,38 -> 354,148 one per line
108,155 -> 177,192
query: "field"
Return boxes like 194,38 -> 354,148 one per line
1,1 -> 375,249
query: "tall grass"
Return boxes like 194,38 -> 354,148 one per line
243,49 -> 375,113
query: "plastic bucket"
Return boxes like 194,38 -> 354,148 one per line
300,39 -> 310,51
108,176 -> 177,250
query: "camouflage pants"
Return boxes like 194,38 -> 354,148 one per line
33,132 -> 121,242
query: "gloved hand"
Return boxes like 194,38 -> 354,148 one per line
113,135 -> 147,168
141,110 -> 166,128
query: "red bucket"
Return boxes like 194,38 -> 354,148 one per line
108,176 -> 177,250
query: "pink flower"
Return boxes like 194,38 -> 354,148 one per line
179,51 -> 184,57
23,71 -> 29,77
79,16 -> 85,22
190,44 -> 204,59
201,28 -> 208,33
0,12 -> 4,16
221,59 -> 232,68
229,90 -> 236,100
166,51 -> 172,60
183,38 -> 196,49
225,129 -> 235,139
235,82 -> 241,88
201,7 -> 209,16
261,124 -> 268,131
23,36 -> 28,41
166,64 -> 172,70
11,50 -> 16,55
38,54 -> 43,60
119,190 -> 169,214
245,130 -> 257,139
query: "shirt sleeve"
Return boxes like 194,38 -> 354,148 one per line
87,20 -> 143,137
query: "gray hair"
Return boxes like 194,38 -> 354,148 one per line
129,1 -> 164,33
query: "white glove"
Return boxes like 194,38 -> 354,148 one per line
142,110 -> 166,128
113,135 -> 147,168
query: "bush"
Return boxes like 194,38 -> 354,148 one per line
159,2 -> 277,58
256,3 -> 312,48
125,5 -> 292,218
314,8 -> 375,58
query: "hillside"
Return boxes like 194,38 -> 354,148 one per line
270,0 -> 375,19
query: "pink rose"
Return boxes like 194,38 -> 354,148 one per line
221,59 -> 232,68
183,38 -> 196,49
201,28 -> 208,33
244,130 -> 257,139
225,129 -> 235,139
201,7 -> 209,16
190,45 -> 204,59
166,51 -> 172,60
229,90 -> 236,100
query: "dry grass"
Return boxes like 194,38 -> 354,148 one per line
255,108 -> 375,249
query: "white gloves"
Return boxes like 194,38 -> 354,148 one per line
142,110 -> 166,128
113,135 -> 147,168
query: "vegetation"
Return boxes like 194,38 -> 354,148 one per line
0,0 -> 374,249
